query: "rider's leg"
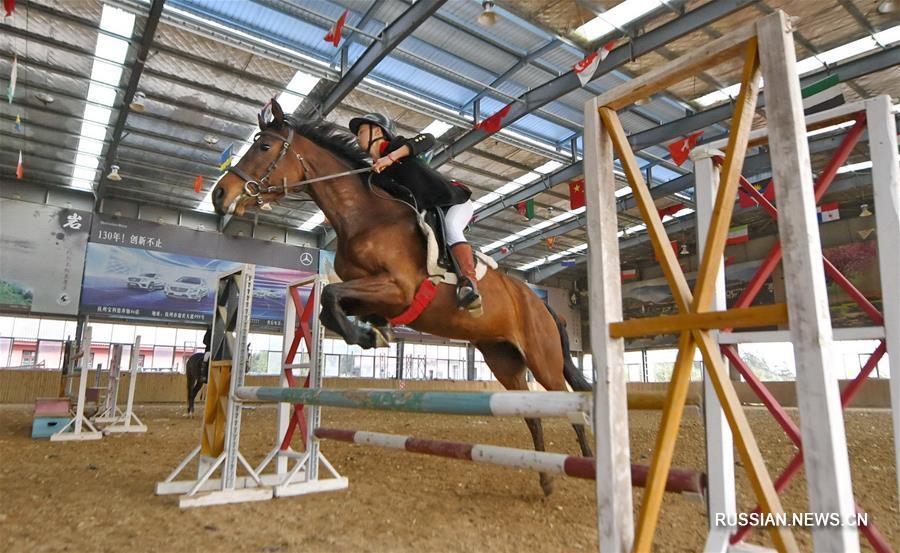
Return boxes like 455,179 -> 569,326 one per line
444,201 -> 481,315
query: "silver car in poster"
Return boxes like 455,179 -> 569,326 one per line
164,276 -> 209,302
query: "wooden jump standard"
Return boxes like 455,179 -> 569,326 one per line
585,10 -> 859,553
315,427 -> 706,496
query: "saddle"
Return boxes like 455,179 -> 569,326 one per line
418,208 -> 495,286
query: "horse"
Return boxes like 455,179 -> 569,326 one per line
185,352 -> 208,417
210,100 -> 591,495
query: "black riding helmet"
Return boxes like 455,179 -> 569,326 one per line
348,113 -> 396,141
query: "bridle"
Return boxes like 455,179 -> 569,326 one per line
222,122 -> 371,214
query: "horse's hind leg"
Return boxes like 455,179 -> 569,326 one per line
475,341 -> 554,496
520,329 -> 593,457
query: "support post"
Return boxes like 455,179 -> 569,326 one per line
692,148 -> 736,552
583,95 -> 634,553
51,327 -> 103,441
757,11 -> 859,551
103,335 -> 147,433
866,94 -> 900,509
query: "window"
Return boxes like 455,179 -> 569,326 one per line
22,350 -> 35,366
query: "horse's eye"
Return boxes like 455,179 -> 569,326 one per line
260,143 -> 271,152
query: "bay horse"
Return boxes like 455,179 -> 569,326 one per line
185,352 -> 207,417
210,100 -> 591,495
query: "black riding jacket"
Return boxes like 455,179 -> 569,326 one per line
374,133 -> 471,210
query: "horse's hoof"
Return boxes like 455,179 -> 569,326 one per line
372,326 -> 393,348
540,473 -> 555,496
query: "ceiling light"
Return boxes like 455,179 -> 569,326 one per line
35,92 -> 55,105
573,0 -> 663,42
635,97 -> 651,106
204,134 -> 219,145
106,164 -> 122,181
420,119 -> 453,139
130,91 -> 146,112
878,0 -> 896,13
860,204 -> 873,217
478,1 -> 497,26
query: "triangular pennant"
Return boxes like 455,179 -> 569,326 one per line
546,236 -> 556,249
15,149 -> 23,179
4,0 -> 15,17
324,9 -> 349,47
667,131 -> 703,166
218,144 -> 234,171
476,104 -> 512,134
7,54 -> 17,103
572,40 -> 615,88
194,175 -> 203,194
14,113 -> 21,132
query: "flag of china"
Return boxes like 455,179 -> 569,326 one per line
569,179 -> 585,210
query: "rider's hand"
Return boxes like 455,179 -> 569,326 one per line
373,156 -> 394,173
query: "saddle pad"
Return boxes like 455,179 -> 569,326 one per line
416,211 -> 496,286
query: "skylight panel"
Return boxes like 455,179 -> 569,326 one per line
277,70 -> 320,113
420,119 -> 453,138
299,210 -> 326,231
535,160 -> 563,174
573,0 -> 663,42
69,5 -> 135,191
836,161 -> 872,174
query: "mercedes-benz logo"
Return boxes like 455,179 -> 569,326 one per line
299,252 -> 314,266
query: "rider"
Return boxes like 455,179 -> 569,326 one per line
348,113 -> 481,314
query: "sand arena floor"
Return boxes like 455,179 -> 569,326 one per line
0,404 -> 896,552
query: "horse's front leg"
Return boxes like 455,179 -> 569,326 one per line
319,275 -> 409,349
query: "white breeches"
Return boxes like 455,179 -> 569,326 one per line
444,200 -> 474,245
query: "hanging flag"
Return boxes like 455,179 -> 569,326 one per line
546,236 -> 556,249
654,240 -> 679,261
572,41 -> 615,88
726,224 -> 749,245
737,179 -> 775,208
7,54 -> 17,103
817,202 -> 840,223
657,202 -> 685,219
324,9 -> 348,47
499,246 -> 510,254
621,268 -> 638,282
568,178 -> 585,210
4,0 -> 15,17
667,130 -> 703,166
14,113 -> 21,132
218,143 -> 234,171
801,74 -> 844,115
193,175 -> 203,194
561,260 -> 576,267
476,104 -> 512,134
15,149 -> 23,179
516,198 -> 534,220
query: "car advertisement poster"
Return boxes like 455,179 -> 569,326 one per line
80,215 -> 318,332
0,199 -> 91,316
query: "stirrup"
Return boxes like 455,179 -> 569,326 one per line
456,279 -> 483,317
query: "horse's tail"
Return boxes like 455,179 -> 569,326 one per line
545,304 -> 592,392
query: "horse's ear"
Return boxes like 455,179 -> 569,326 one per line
271,98 -> 285,126
257,110 -> 267,131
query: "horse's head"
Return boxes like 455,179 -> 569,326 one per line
211,99 -> 308,217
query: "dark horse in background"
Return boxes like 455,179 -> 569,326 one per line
210,101 -> 590,495
185,352 -> 208,417
185,327 -> 211,417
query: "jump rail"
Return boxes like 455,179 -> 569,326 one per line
315,427 -> 706,496
236,387 -> 591,418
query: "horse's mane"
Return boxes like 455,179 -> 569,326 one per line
279,116 -> 370,170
